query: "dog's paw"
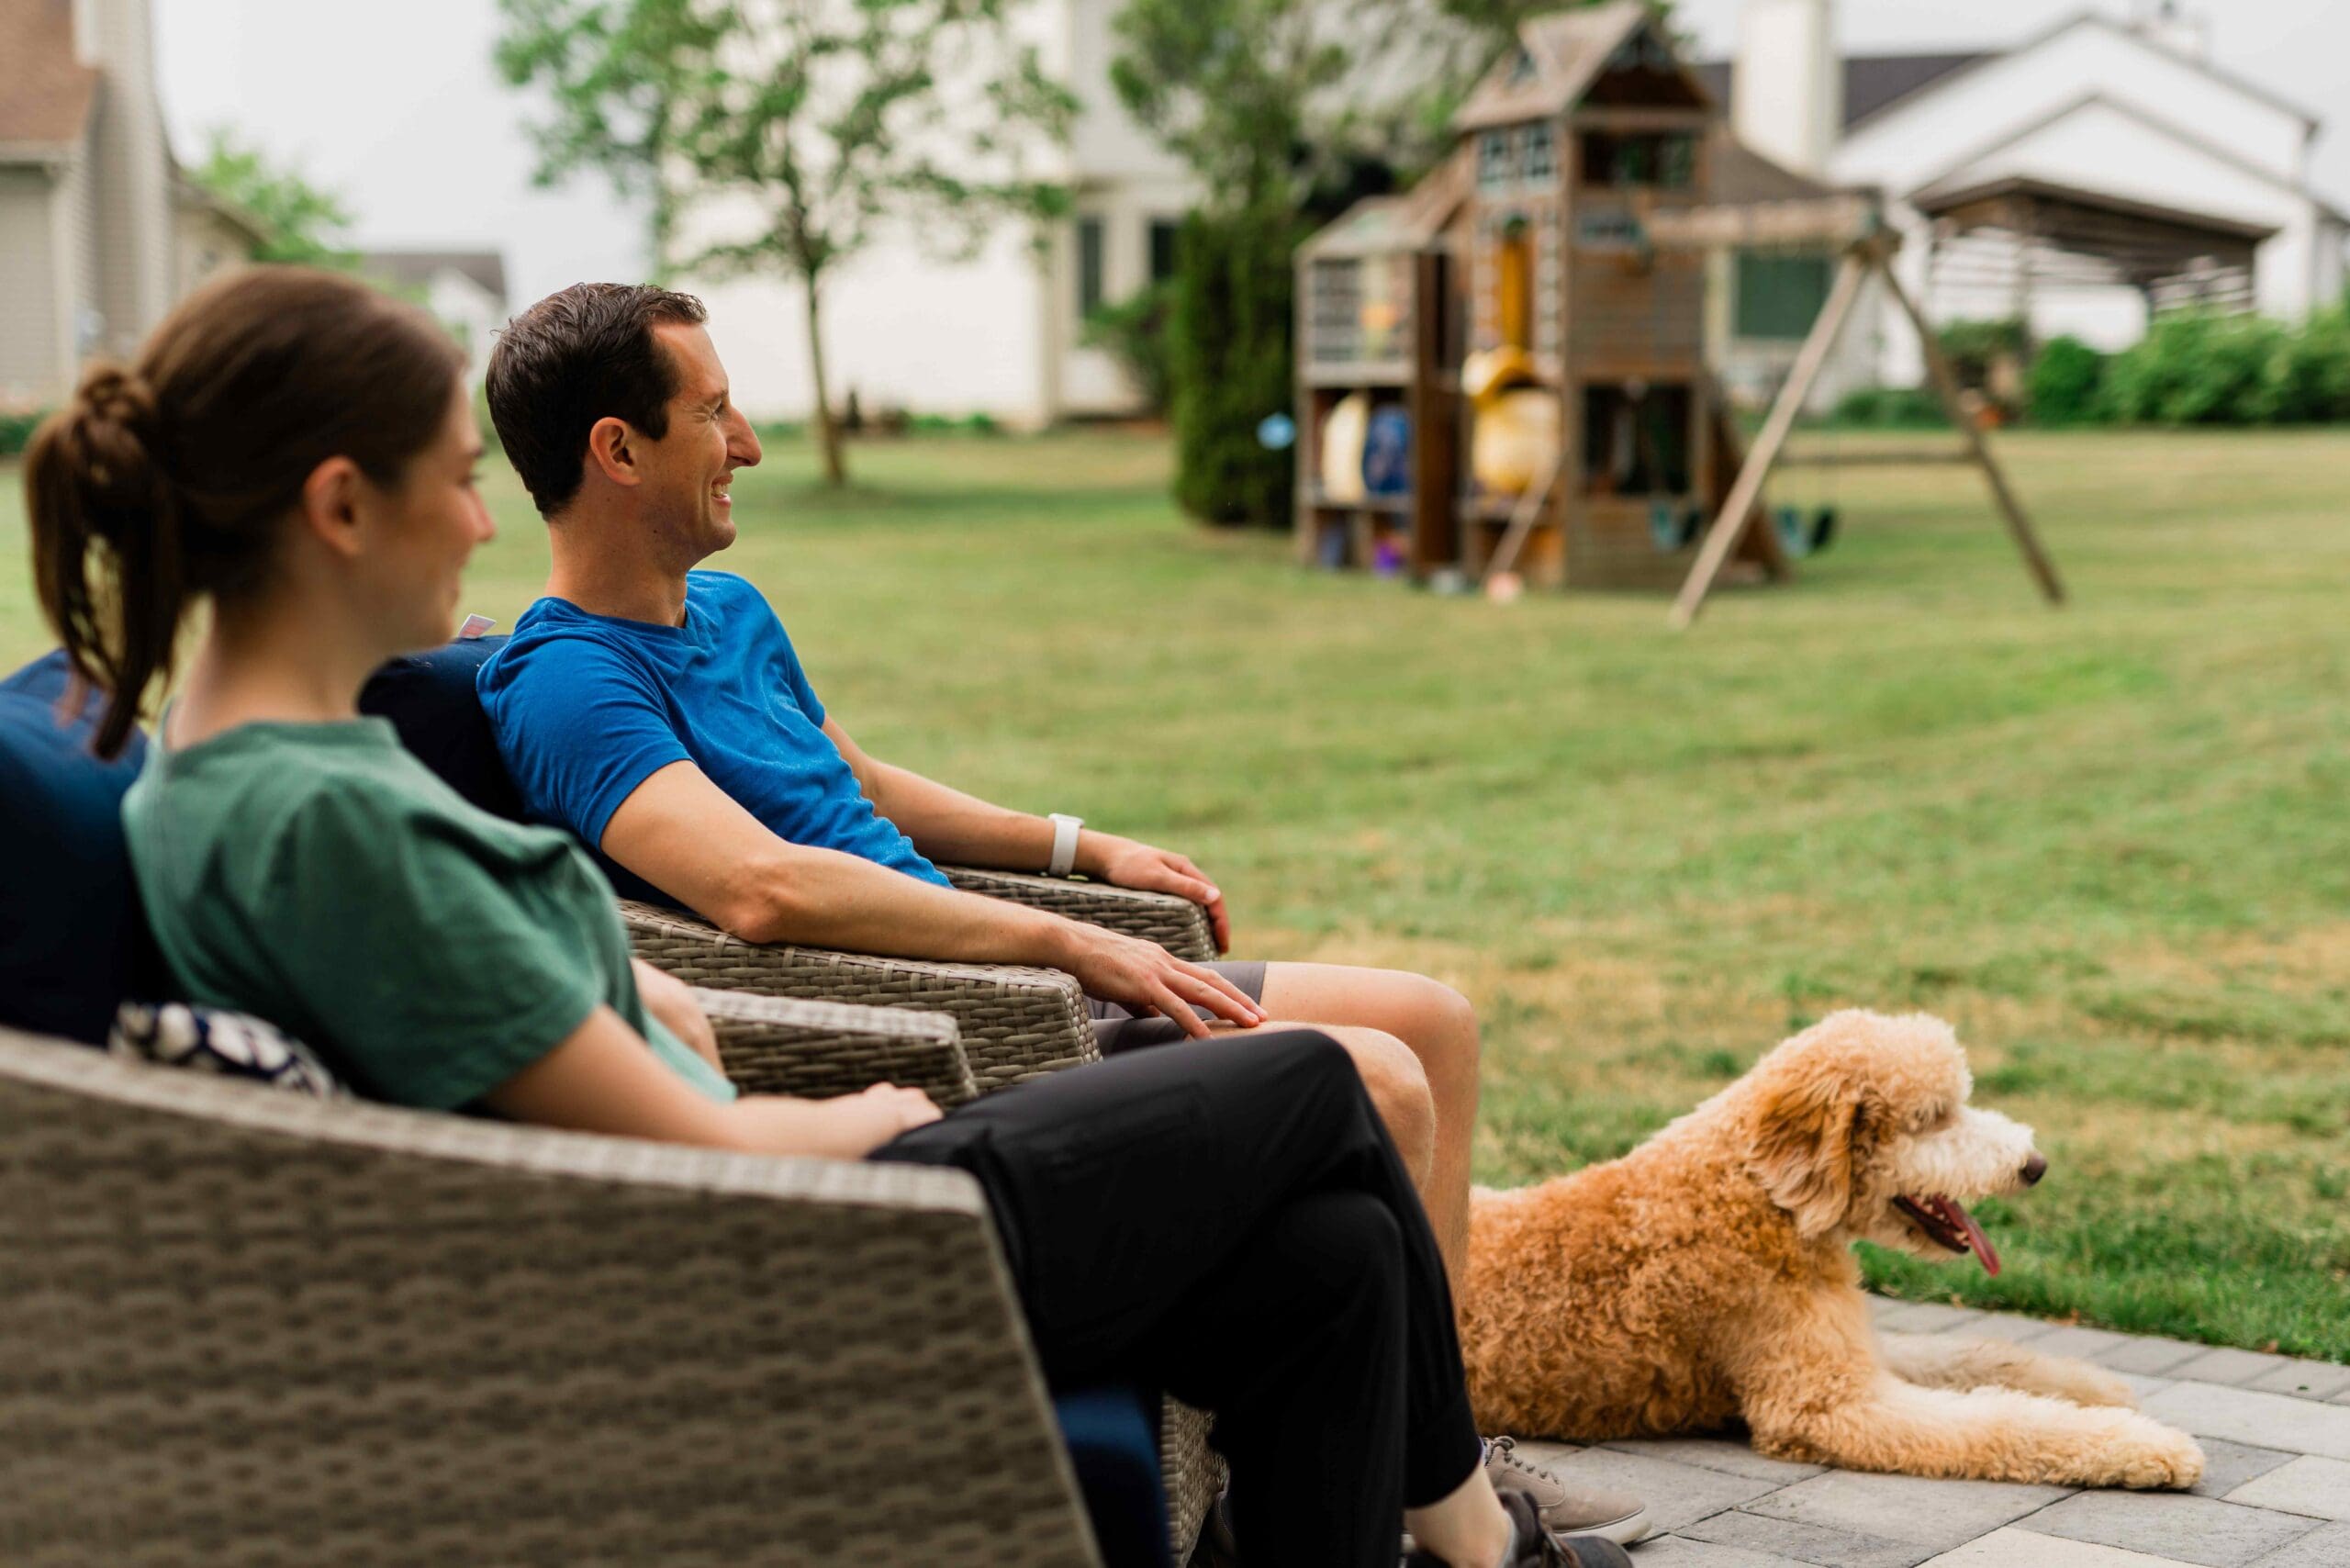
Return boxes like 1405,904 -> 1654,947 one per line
2109,1419 -> 2204,1490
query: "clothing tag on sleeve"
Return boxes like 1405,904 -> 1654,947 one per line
457,614 -> 498,640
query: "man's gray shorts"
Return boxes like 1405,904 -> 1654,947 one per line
1086,960 -> 1268,1055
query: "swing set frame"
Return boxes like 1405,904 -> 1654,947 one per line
1666,230 -> 2066,628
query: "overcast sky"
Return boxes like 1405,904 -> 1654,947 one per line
153,0 -> 2348,311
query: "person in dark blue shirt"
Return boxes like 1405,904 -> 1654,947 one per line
473,278 -> 1649,1563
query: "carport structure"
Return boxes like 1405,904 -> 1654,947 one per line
1910,173 -> 2277,319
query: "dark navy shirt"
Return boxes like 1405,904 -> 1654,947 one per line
476,571 -> 948,904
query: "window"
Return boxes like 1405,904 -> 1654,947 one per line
1478,129 -> 1516,190
1147,218 -> 1181,286
1580,131 -> 1696,189
1077,217 -> 1106,319
1525,122 -> 1556,184
1735,251 -> 1834,342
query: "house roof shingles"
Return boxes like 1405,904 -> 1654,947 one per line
0,0 -> 99,154
1694,52 -> 1993,134
359,251 -> 510,304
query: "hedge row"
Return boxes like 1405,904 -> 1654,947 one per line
1828,308 -> 2350,431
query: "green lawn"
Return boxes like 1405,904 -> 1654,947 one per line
6,426 -> 2347,1359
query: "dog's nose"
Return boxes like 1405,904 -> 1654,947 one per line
2020,1153 -> 2048,1186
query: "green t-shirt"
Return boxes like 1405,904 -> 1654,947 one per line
123,716 -> 735,1111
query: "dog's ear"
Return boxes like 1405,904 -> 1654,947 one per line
1750,1079 -> 1863,1238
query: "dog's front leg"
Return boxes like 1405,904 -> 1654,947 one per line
1747,1372 -> 2203,1489
1877,1332 -> 2138,1408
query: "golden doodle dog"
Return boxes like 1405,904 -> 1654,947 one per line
1462,1010 -> 2205,1489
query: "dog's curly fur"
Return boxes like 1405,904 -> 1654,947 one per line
1461,1010 -> 2205,1489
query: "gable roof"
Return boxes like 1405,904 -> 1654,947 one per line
1910,90 -> 2348,227
0,0 -> 98,157
1695,53 -> 1990,134
1453,2 -> 1711,133
360,250 -> 510,304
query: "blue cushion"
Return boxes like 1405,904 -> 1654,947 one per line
1054,1384 -> 1174,1568
0,652 -> 152,1044
358,635 -> 526,821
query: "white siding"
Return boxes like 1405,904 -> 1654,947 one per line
685,209 -> 1054,427
83,0 -> 175,358
0,168 -> 63,405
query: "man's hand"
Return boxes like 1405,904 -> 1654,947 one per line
1075,833 -> 1233,955
632,958 -> 722,1072
1055,923 -> 1263,1037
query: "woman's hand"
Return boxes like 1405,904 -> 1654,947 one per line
733,1082 -> 944,1159
1074,832 -> 1232,954
632,958 -> 722,1070
1053,922 -> 1264,1038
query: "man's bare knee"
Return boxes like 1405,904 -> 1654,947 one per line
1327,1025 -> 1437,1186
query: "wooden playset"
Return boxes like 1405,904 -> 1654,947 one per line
1293,1 -> 2065,623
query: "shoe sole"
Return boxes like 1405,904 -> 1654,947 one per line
1558,1506 -> 1649,1547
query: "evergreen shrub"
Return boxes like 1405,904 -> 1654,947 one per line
1168,205 -> 1303,528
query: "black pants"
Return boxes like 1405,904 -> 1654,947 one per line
870,1030 -> 1483,1568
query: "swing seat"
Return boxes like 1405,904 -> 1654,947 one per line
1649,499 -> 1703,553
1774,505 -> 1810,559
1809,507 -> 1839,555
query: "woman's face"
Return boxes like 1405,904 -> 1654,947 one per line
360,380 -> 498,652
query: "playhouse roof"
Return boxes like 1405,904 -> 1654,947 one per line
1453,2 -> 1712,133
1297,154 -> 1471,261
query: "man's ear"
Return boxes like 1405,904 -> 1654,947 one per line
1749,1078 -> 1863,1238
586,415 -> 642,487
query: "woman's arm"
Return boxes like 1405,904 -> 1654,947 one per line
631,958 -> 722,1070
480,1004 -> 942,1159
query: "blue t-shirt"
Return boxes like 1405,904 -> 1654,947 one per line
476,571 -> 949,905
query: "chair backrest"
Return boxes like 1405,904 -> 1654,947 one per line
356,633 -> 526,820
0,652 -> 153,1045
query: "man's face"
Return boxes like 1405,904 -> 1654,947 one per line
636,321 -> 761,562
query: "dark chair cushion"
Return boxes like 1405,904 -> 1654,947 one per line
1054,1384 -> 1173,1568
0,652 -> 151,1044
358,634 -> 526,821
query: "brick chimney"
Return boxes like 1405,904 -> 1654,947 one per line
1733,0 -> 1841,179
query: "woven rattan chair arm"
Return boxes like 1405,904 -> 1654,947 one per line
942,865 -> 1218,963
625,900 -> 1097,1092
694,987 -> 979,1108
0,1028 -> 1099,1568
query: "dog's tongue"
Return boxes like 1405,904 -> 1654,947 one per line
1946,1197 -> 2001,1276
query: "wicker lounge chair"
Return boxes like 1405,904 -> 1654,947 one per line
0,987 -> 1122,1568
361,637 -> 1228,1553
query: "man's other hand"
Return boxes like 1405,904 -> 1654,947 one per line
1077,833 -> 1233,954
1057,924 -> 1263,1037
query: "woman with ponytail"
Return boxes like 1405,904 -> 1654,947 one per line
24,265 -> 1617,1568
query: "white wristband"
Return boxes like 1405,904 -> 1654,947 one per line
1046,813 -> 1083,878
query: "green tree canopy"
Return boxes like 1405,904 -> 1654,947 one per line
495,0 -> 1076,485
187,129 -> 357,268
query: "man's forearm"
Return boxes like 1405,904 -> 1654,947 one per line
868,760 -> 1061,872
724,835 -> 1080,963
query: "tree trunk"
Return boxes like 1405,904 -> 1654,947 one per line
803,269 -> 847,487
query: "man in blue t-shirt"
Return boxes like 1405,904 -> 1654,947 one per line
475,286 -> 1656,1546
477,283 -> 1505,1249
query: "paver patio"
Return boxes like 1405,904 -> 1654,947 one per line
1516,1296 -> 2350,1566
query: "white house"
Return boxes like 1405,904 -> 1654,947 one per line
359,250 -> 509,387
680,0 -> 1198,429
0,0 -> 263,409
1700,0 -> 2350,398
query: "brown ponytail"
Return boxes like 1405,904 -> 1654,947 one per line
23,265 -> 465,758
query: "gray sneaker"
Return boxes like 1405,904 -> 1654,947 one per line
1484,1437 -> 1651,1546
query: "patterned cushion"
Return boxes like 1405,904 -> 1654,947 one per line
109,1002 -> 347,1098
